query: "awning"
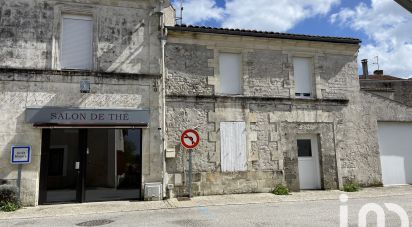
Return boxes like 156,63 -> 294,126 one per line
25,107 -> 150,128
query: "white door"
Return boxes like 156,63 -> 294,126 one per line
378,122 -> 412,185
297,136 -> 321,189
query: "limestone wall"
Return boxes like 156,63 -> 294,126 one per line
0,0 -> 162,74
0,69 -> 162,205
360,80 -> 412,107
164,32 -> 369,196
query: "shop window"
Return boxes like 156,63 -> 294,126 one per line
293,57 -> 313,98
220,122 -> 247,172
61,15 -> 93,70
219,53 -> 242,94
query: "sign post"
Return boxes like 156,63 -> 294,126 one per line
10,146 -> 32,200
180,129 -> 200,198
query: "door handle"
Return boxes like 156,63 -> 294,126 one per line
75,162 -> 80,170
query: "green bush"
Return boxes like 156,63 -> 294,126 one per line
0,185 -> 21,212
272,184 -> 289,195
343,181 -> 361,192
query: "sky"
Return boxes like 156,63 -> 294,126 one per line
172,0 -> 412,78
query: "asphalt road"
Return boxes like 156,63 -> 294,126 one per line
3,194 -> 412,227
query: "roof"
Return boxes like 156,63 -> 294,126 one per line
360,75 -> 405,80
395,0 -> 412,13
167,24 -> 361,44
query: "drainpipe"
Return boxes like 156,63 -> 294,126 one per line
158,0 -> 168,199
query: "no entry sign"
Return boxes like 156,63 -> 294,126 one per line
180,129 -> 200,149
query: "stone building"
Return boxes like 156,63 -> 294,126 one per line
359,65 -> 412,106
0,0 -> 171,205
1,0 -> 412,207
164,25 -> 412,197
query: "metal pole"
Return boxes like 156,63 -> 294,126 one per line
17,164 -> 22,201
188,149 -> 193,198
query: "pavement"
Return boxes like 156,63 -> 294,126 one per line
1,185 -> 412,222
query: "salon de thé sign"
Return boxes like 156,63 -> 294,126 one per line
25,108 -> 150,125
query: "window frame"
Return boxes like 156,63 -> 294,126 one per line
51,5 -> 98,71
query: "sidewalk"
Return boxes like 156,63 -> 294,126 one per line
1,185 -> 411,220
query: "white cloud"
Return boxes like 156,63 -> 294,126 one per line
222,0 -> 340,31
174,0 -> 224,25
331,0 -> 412,78
174,0 -> 340,32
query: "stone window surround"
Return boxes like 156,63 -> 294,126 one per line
284,51 -> 324,99
207,47 -> 251,95
281,122 -> 339,191
207,102 -> 258,171
51,4 -> 98,71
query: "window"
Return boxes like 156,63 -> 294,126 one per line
293,57 -> 313,98
297,139 -> 312,157
219,53 -> 242,94
61,15 -> 93,70
220,122 -> 247,172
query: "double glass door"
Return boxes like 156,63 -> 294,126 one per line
39,128 -> 142,204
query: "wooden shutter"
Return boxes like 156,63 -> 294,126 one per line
219,53 -> 242,94
220,122 -> 247,172
61,15 -> 93,70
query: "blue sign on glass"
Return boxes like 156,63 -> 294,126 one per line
11,146 -> 31,164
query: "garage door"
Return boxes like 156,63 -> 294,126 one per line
378,122 -> 412,185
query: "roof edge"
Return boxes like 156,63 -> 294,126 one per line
167,25 -> 361,45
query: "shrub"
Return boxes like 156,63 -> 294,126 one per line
343,181 -> 361,192
0,185 -> 21,212
272,184 -> 289,195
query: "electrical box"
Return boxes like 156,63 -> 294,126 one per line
144,182 -> 162,201
165,148 -> 175,158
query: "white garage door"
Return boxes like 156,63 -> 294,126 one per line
378,122 -> 412,185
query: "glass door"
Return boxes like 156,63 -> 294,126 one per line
39,128 -> 142,204
39,129 -> 86,204
85,129 -> 142,202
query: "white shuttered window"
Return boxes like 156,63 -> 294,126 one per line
61,15 -> 93,70
293,57 -> 313,98
220,122 -> 247,172
219,53 -> 242,94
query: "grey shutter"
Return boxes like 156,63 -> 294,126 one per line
219,53 -> 242,94
220,122 -> 247,172
61,15 -> 93,70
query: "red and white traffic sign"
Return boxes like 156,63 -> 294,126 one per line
180,129 -> 200,149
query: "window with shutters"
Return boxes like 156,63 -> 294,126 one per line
219,53 -> 242,94
220,122 -> 247,172
293,57 -> 314,98
61,15 -> 93,70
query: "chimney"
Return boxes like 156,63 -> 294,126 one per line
374,70 -> 384,76
361,59 -> 368,79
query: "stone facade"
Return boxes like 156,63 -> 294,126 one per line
360,79 -> 412,107
0,0 -> 167,205
2,0 -> 412,206
164,30 -> 412,197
